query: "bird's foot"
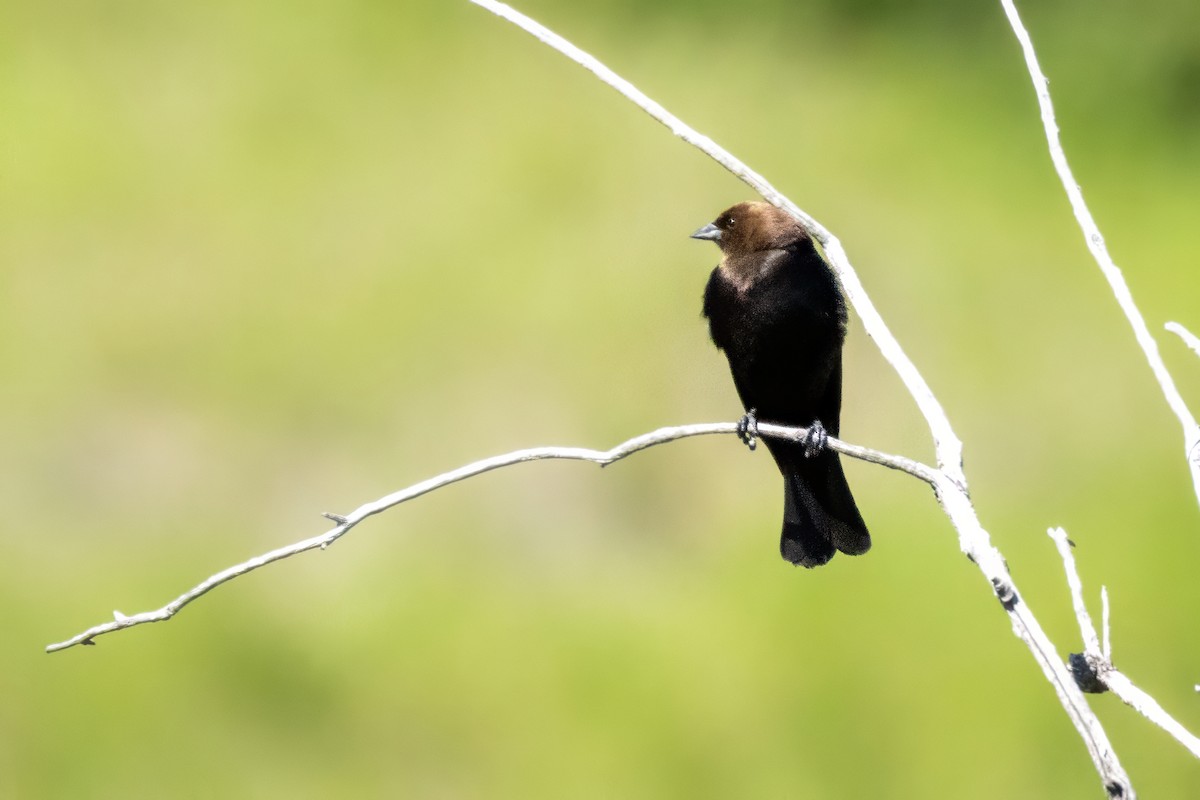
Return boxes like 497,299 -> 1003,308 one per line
802,420 -> 827,459
736,408 -> 759,452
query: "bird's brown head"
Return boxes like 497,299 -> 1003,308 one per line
690,201 -> 807,255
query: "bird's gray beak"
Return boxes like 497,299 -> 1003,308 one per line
690,222 -> 722,242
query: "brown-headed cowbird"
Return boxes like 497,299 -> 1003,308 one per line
693,201 -> 870,567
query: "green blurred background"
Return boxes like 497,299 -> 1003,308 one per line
4,0 -> 1199,796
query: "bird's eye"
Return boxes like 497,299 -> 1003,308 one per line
726,217 -> 736,228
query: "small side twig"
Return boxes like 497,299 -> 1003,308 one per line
45,421 -> 930,653
1050,527 -> 1102,657
1048,527 -> 1200,759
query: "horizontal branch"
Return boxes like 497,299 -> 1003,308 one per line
46,421 -> 929,653
1048,527 -> 1200,759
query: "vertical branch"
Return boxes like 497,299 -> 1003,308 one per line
999,0 -> 1200,507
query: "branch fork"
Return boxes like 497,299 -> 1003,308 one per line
1048,527 -> 1200,759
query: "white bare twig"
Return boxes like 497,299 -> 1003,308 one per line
1163,321 -> 1200,495
1048,527 -> 1200,759
45,421 -> 932,653
1101,585 -> 1111,662
1049,528 -> 1102,656
467,1 -> 1133,795
1000,0 -> 1200,510
1166,322 -> 1200,359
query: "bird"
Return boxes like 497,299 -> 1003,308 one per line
693,201 -> 870,567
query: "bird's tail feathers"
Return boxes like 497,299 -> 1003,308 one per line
779,454 -> 870,567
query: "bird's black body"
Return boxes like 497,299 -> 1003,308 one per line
695,202 -> 870,567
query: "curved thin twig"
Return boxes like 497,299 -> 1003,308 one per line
45,422 -> 929,653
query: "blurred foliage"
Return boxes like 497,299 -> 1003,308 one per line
3,0 -> 1199,797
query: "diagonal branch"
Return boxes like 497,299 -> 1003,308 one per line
45,421 -> 933,653
468,2 -> 1133,795
1000,0 -> 1200,509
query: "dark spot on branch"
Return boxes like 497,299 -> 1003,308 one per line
82,638 -> 96,646
991,578 -> 1018,611
1105,780 -> 1125,797
1069,653 -> 1108,694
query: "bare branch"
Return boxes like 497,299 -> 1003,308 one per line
1000,0 -> 1200,510
469,1 -> 1133,794
1101,585 -> 1111,662
1166,322 -> 1200,359
1048,527 -> 1200,759
46,421 -> 931,653
1049,527 -> 1102,655
1102,672 -> 1200,760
